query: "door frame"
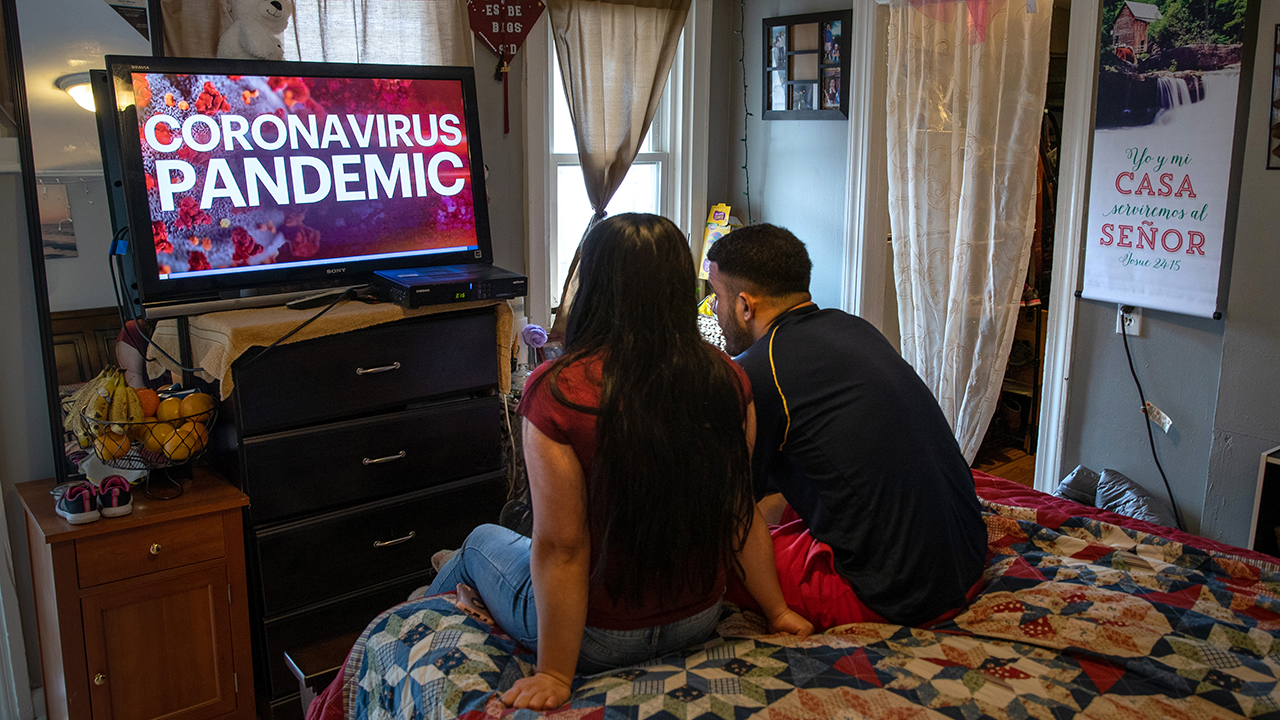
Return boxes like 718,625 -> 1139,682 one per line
845,0 -> 1097,492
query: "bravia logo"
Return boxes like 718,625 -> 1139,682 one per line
327,268 -> 346,274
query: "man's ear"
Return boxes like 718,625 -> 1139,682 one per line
735,290 -> 759,323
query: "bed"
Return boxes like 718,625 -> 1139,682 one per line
307,472 -> 1280,720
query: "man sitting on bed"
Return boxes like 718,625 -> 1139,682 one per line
706,224 -> 987,629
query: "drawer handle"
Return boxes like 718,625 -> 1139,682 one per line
94,673 -> 106,686
356,362 -> 401,376
149,543 -> 161,556
363,451 -> 407,466
373,531 -> 416,548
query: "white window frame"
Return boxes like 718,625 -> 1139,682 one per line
523,0 -> 711,326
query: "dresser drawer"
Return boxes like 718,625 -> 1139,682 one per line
242,397 -> 502,524
232,310 -> 499,435
75,513 -> 227,588
254,474 -> 506,616
260,573 -> 432,703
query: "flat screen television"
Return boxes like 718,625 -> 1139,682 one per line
102,55 -> 493,318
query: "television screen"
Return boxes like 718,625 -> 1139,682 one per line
104,56 -> 493,316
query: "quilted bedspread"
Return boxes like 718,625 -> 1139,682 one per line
311,475 -> 1280,720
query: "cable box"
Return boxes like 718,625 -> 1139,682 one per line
372,264 -> 527,309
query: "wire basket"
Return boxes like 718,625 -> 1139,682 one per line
81,404 -> 218,471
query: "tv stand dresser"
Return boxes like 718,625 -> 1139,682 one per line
207,302 -> 510,720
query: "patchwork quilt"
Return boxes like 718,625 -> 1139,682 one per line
310,476 -> 1280,720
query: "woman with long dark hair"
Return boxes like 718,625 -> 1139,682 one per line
427,213 -> 811,710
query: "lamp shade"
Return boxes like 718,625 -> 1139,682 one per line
55,72 -> 95,112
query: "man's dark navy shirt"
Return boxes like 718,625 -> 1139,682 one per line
736,304 -> 986,625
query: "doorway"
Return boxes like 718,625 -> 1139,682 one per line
969,0 -> 1071,487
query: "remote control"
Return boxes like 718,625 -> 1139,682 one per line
286,289 -> 348,310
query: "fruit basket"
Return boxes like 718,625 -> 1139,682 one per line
68,367 -> 218,471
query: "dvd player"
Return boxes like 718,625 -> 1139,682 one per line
372,264 -> 528,308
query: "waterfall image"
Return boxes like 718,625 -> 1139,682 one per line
1094,0 -> 1244,130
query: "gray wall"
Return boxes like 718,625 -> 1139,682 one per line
0,173 -> 54,692
1060,5 -> 1279,547
1204,0 -> 1280,547
718,0 -> 850,310
1061,303 -> 1223,535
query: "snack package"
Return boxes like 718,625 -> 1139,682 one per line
697,204 -> 742,280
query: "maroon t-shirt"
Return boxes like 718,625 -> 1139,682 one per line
517,350 -> 753,630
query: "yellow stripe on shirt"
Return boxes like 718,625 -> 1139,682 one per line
767,325 -> 790,449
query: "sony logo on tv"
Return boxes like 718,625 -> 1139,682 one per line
327,267 -> 347,274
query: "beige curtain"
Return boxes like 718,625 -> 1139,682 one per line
547,0 -> 690,331
886,0 -> 1052,462
160,0 -> 228,58
161,0 -> 474,66
286,0 -> 474,65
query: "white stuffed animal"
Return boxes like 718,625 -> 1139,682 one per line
217,0 -> 294,61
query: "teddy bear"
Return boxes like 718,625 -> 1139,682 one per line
216,0 -> 295,61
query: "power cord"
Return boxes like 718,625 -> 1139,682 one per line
108,229 -> 204,373
1119,305 -> 1186,531
237,286 -> 357,368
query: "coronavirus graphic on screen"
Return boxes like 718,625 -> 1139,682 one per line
131,72 -> 479,279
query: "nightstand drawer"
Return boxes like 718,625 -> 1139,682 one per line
74,512 -> 227,588
232,310 -> 499,435
255,473 -> 506,616
242,397 -> 503,523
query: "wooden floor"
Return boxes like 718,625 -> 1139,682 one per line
972,444 -> 1036,488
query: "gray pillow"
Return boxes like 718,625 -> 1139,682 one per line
1053,465 -> 1100,506
1095,469 -> 1179,529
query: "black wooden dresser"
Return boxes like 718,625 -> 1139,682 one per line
211,305 -> 508,720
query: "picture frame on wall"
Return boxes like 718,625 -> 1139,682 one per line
763,10 -> 851,120
1268,25 -> 1280,168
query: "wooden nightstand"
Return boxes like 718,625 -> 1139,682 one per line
18,468 -> 254,720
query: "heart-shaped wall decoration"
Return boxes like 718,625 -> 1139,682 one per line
468,0 -> 545,133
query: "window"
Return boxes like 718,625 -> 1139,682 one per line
524,5 -> 712,327
547,46 -> 672,308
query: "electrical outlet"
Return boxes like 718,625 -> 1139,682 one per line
1116,304 -> 1142,336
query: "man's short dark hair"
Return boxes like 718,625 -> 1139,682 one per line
706,223 -> 811,297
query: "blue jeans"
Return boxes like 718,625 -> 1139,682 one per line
426,524 -> 722,674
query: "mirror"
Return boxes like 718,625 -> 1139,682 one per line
12,0 -> 155,483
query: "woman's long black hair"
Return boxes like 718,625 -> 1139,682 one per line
534,213 -> 754,605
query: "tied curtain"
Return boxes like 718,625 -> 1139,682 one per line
547,0 -> 690,331
886,0 -> 1052,462
160,0 -> 474,66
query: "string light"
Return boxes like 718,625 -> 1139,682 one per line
736,0 -> 753,224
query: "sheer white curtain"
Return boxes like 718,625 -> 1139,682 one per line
161,0 -> 475,66
886,0 -> 1052,462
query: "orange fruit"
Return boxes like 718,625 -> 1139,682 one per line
156,397 -> 183,423
164,421 -> 209,462
128,416 -> 157,441
144,422 -> 176,454
136,388 -> 160,417
95,432 -> 130,461
179,393 -> 216,424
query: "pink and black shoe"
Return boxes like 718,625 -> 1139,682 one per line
54,481 -> 100,525
98,476 -> 134,518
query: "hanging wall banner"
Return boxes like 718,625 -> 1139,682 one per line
1081,0 -> 1246,317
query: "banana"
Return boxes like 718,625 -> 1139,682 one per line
89,387 -> 111,436
124,385 -> 144,424
109,371 -> 129,435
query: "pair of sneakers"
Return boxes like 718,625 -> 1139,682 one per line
54,477 -> 133,525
